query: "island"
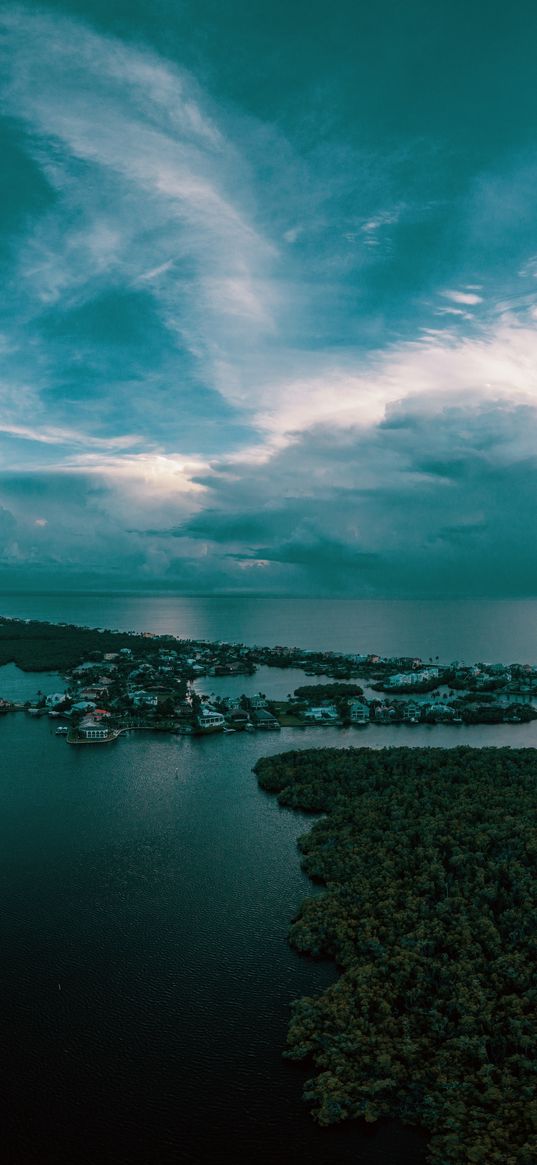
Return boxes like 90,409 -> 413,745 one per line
254,746 -> 537,1165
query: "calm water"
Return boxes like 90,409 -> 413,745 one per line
0,662 -> 63,702
4,590 -> 537,661
0,714 -> 434,1165
2,591 -> 537,1162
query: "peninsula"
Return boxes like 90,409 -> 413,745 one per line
1,616 -> 537,739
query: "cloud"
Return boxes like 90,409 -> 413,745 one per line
4,7 -> 537,594
439,289 -> 484,305
164,394 -> 537,595
0,4 -> 279,452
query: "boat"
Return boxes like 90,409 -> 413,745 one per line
55,726 -> 68,735
223,727 -> 236,734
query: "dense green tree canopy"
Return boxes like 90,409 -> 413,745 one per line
254,747 -> 537,1164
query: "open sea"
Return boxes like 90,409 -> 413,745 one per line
3,590 -> 537,661
1,591 -> 536,1163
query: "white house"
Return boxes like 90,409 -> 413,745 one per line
81,725 -> 109,740
386,668 -> 439,688
45,692 -> 68,707
305,705 -> 339,722
249,694 -> 268,710
197,710 -> 226,728
79,717 -> 111,740
349,701 -> 369,724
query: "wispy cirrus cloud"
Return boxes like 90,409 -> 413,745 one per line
0,4 -> 279,453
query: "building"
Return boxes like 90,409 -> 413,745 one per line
197,709 -> 226,730
248,693 -> 268,710
79,719 -> 111,740
252,708 -> 280,730
228,709 -> 250,727
426,703 -> 455,721
304,705 -> 339,722
385,668 -> 439,688
132,691 -> 159,708
402,702 -> 422,723
349,701 -> 369,724
45,692 -> 68,707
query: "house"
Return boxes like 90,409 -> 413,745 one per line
78,717 -> 111,741
304,705 -> 339,722
349,701 -> 369,724
197,709 -> 226,730
71,699 -> 96,713
45,692 -> 69,708
132,691 -> 159,708
402,702 -> 422,723
228,709 -> 250,727
80,685 -> 109,701
385,668 -> 439,689
252,708 -> 280,730
248,693 -> 268,710
374,705 -> 397,722
426,703 -> 455,721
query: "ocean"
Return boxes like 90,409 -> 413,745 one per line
2,591 -> 537,662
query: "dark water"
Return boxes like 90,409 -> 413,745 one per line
3,590 -> 537,661
0,715 -> 429,1165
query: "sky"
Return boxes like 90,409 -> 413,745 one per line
2,1 -> 537,595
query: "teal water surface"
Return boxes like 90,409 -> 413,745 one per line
0,713 -> 432,1164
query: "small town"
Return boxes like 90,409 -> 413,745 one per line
1,618 -> 536,743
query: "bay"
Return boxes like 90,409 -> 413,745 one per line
0,662 -> 63,702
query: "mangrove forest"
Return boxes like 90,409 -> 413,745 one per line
254,746 -> 537,1164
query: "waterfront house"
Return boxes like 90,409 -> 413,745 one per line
349,701 -> 370,724
248,693 -> 268,710
197,709 -> 226,731
304,705 -> 339,722
78,717 -> 111,741
374,705 -> 397,722
252,708 -> 280,730
403,702 -> 422,723
425,702 -> 455,721
385,668 -> 439,689
228,709 -> 250,728
46,692 -> 69,707
45,689 -> 68,708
